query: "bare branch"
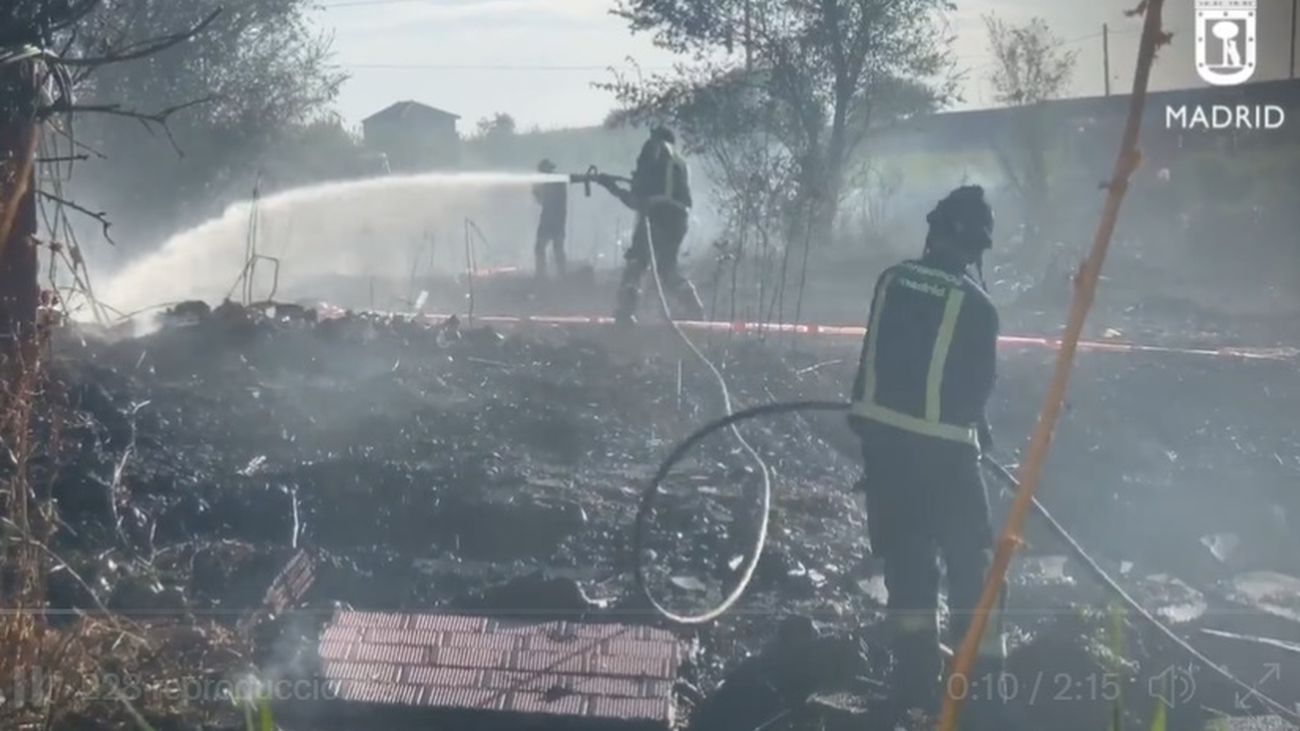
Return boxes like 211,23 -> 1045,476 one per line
39,94 -> 217,157
41,94 -> 216,123
36,154 -> 89,164
56,8 -> 223,67
35,189 -> 115,245
47,122 -> 108,159
40,0 -> 104,37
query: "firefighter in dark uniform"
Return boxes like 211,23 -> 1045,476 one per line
533,158 -> 567,278
848,185 -> 1008,727
598,127 -> 705,325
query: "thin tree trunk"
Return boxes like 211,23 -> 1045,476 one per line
0,62 -> 41,354
792,198 -> 816,334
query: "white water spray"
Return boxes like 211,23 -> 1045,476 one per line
100,172 -> 568,315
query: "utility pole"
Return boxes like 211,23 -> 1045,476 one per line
744,0 -> 753,72
1103,23 -> 1112,96
1290,0 -> 1297,79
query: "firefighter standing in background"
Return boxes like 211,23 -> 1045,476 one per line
848,185 -> 1009,728
598,127 -> 704,325
533,159 -> 567,278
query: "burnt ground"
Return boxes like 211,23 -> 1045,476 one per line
26,300 -> 1300,730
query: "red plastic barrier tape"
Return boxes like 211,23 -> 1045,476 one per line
314,304 -> 1297,362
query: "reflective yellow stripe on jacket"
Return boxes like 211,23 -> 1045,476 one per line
644,144 -> 689,210
851,264 -> 980,449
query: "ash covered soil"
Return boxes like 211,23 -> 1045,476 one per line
40,306 -> 1300,730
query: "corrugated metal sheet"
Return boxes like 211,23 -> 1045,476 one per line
590,696 -> 672,721
316,610 -> 681,728
599,639 -> 680,659
440,631 -> 523,650
320,661 -> 399,683
507,690 -> 589,716
351,642 -> 427,665
409,613 -> 490,633
403,666 -> 482,688
320,626 -> 363,644
336,611 -> 406,629
362,628 -> 444,646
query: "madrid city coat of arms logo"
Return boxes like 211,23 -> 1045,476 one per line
1196,0 -> 1258,86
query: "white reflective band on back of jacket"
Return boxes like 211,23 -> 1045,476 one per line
851,264 -> 981,449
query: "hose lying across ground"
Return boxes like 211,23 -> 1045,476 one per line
632,398 -> 1298,722
632,184 -> 1293,720
636,213 -> 774,625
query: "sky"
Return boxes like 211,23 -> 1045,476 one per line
312,0 -> 1299,132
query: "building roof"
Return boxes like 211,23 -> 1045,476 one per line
363,100 -> 461,125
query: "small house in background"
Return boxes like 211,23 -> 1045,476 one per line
362,101 -> 460,171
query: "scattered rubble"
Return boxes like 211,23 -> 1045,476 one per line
688,617 -> 875,731
13,301 -> 1299,729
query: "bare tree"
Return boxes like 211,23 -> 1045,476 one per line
606,66 -> 799,325
3,10 -> 225,727
1,2 -> 218,346
68,0 -> 344,246
985,15 -> 1078,106
983,14 -> 1078,250
475,112 -> 517,140
470,112 -> 519,167
603,0 -> 955,251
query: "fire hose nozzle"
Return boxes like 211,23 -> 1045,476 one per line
569,165 -> 602,197
569,166 -> 631,197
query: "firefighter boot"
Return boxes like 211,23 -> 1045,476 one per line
554,246 -> 567,277
893,624 -> 942,716
614,279 -> 640,327
535,248 -> 548,280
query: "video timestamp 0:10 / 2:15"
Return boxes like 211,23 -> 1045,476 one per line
946,672 -> 1125,704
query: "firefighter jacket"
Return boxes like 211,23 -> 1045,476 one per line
532,181 -> 567,234
850,260 -> 998,449
630,139 -> 691,212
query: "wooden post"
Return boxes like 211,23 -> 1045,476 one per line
0,61 -> 41,355
1290,0 -> 1297,79
744,0 -> 753,72
463,218 -> 476,326
934,1 -> 1168,729
1103,23 -> 1112,96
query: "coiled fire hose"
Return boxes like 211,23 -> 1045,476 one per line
632,399 -> 1298,722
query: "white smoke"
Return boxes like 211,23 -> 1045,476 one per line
99,172 -> 571,315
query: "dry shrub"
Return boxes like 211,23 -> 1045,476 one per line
1,334 -> 77,730
1,336 -> 251,730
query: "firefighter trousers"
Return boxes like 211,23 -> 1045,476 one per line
616,207 -> 703,321
858,425 -> 1007,712
535,224 -> 567,278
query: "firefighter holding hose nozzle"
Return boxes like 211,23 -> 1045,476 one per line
592,127 -> 705,326
849,185 -> 1010,729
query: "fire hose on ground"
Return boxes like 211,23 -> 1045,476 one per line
580,133 -> 1296,721
631,399 -> 1299,722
